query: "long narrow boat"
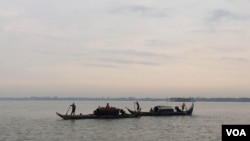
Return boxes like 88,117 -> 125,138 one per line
56,112 -> 139,120
56,106 -> 139,120
127,103 -> 194,116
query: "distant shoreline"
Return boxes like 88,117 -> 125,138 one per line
0,96 -> 250,102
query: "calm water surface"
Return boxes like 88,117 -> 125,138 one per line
0,101 -> 250,141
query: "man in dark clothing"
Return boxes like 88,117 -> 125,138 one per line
181,102 -> 186,111
70,103 -> 76,116
136,101 -> 140,111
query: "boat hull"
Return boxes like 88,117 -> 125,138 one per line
56,112 -> 139,120
127,104 -> 194,116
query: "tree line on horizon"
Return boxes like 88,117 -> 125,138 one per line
0,96 -> 250,102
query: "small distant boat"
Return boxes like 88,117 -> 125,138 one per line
56,106 -> 139,120
127,103 -> 194,116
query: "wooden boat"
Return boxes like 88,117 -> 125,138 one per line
56,112 -> 139,120
127,103 -> 194,116
56,106 -> 139,120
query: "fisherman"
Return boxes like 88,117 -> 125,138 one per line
105,103 -> 110,111
120,109 -> 126,115
136,101 -> 140,111
70,103 -> 76,116
150,107 -> 153,112
181,102 -> 186,111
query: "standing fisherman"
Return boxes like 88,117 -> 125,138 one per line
136,101 -> 140,111
181,102 -> 186,111
105,103 -> 110,111
70,103 -> 76,116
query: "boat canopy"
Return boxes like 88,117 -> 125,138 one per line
154,106 -> 173,110
153,105 -> 174,112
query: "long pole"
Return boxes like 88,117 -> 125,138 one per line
134,102 -> 135,111
66,105 -> 71,115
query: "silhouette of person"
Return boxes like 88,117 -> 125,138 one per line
70,103 -> 76,116
136,101 -> 140,111
181,102 -> 186,111
105,103 -> 110,111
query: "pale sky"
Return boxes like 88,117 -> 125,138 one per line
1,0 -> 250,98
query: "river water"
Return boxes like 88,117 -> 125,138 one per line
0,101 -> 249,141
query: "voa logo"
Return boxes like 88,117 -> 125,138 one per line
226,129 -> 246,136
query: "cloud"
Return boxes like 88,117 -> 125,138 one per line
0,9 -> 19,18
98,57 -> 160,66
110,4 -> 168,18
206,9 -> 250,23
79,49 -> 168,67
206,45 -> 248,53
144,38 -> 184,49
207,9 -> 232,22
199,8 -> 250,33
101,49 -> 169,62
220,57 -> 249,63
100,49 -> 168,58
85,63 -> 118,68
